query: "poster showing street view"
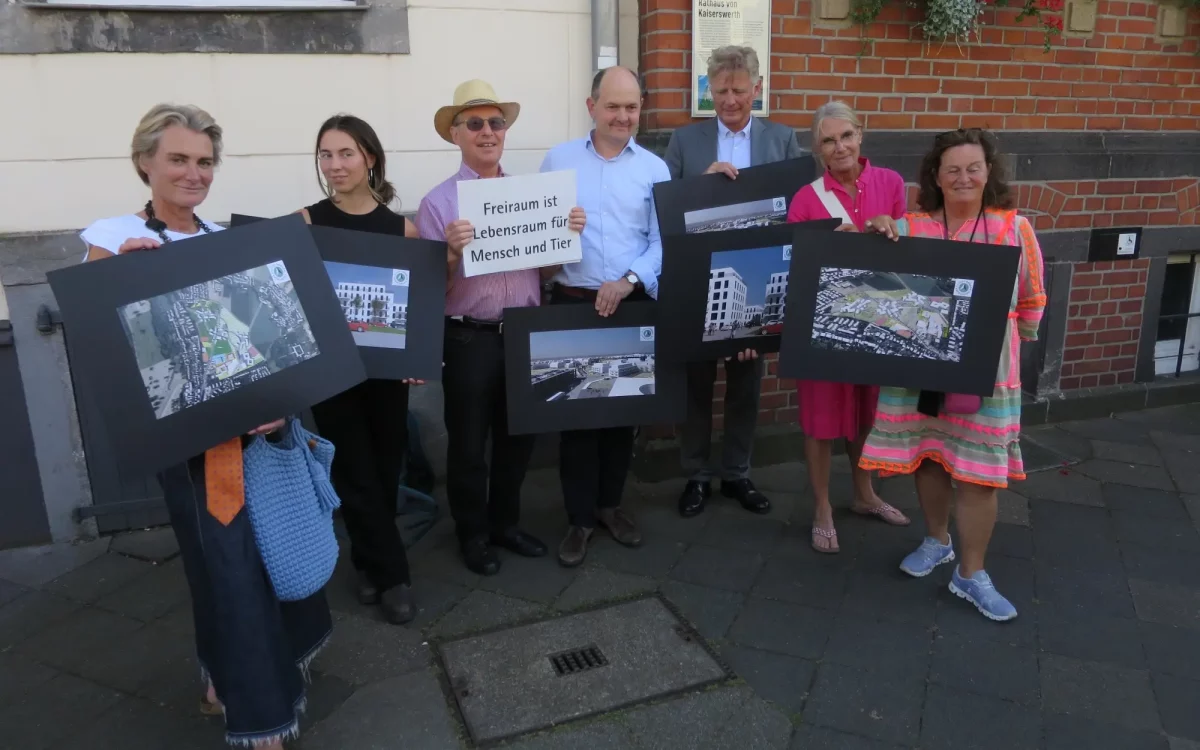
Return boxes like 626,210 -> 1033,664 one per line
530,326 -> 656,401
684,196 -> 790,234
811,268 -> 973,362
118,260 -> 321,419
324,261 -> 410,349
704,245 -> 791,342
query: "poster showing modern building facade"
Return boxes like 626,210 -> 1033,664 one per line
704,245 -> 791,341
683,196 -> 789,234
324,261 -> 410,349
811,268 -> 973,362
529,326 -> 656,401
118,260 -> 321,420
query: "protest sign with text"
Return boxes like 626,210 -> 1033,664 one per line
457,169 -> 580,278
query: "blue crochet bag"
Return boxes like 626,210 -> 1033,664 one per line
242,417 -> 342,602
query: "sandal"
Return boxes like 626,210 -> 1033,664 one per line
811,525 -> 839,554
199,696 -> 223,716
851,501 -> 911,526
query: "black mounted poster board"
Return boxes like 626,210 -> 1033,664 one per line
778,228 -> 1021,397
231,215 -> 447,381
502,302 -> 686,435
47,214 -> 366,477
652,156 -> 818,238
657,220 -> 840,362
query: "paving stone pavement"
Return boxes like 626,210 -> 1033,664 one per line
2,404 -> 1200,749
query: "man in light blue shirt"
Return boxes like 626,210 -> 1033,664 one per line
539,65 -> 671,567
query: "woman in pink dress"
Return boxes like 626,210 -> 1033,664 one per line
786,101 -> 911,553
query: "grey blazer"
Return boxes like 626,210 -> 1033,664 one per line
663,117 -> 809,180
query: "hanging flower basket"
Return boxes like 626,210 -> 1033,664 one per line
850,0 -> 1064,50
919,0 -> 987,42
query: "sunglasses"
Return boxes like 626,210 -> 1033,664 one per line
454,116 -> 508,133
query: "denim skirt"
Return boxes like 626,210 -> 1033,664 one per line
160,454 -> 333,747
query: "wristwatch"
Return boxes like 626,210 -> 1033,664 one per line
624,271 -> 641,288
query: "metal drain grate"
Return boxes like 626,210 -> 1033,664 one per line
548,644 -> 608,676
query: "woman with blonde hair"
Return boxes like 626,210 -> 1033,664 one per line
785,100 -> 911,554
863,128 -> 1046,621
82,103 -> 330,748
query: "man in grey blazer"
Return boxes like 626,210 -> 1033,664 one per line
664,44 -> 809,518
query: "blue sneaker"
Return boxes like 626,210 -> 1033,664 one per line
949,568 -> 1018,622
899,536 -> 955,577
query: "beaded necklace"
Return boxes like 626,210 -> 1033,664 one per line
143,200 -> 213,243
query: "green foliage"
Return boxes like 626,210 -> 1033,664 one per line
848,0 -> 1063,52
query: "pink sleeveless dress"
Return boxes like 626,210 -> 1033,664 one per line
857,209 -> 1047,488
786,159 -> 907,440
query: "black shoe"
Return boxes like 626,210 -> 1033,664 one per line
355,570 -> 380,605
490,528 -> 548,558
462,537 -> 501,576
678,480 -> 710,518
380,584 -> 416,625
720,478 -> 771,514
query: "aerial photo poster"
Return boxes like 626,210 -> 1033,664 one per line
778,227 -> 1021,397
48,215 -> 365,477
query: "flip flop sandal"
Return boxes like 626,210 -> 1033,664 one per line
851,501 -> 911,526
811,525 -> 840,554
199,696 -> 223,716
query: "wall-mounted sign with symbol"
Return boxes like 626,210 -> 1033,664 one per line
1087,226 -> 1143,262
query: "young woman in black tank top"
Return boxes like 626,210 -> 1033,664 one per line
298,115 -> 420,625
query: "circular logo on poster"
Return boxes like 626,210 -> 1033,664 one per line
954,278 -> 975,297
640,327 -> 655,342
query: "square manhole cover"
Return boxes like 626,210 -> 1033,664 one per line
436,594 -> 732,746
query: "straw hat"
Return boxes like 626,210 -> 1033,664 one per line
433,80 -> 521,144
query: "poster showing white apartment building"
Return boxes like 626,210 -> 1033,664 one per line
707,267 -> 747,332
324,261 -> 410,350
703,245 -> 791,342
764,271 -> 789,322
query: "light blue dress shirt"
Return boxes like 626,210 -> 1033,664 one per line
540,133 -> 672,299
717,117 -> 752,170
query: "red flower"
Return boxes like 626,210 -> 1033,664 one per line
1046,15 -> 1064,30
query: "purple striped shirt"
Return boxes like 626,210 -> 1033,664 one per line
415,162 -> 541,320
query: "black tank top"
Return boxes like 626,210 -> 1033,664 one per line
305,198 -> 409,237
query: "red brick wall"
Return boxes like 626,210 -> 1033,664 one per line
636,0 -> 1200,434
641,0 -> 1200,133
1061,258 -> 1150,388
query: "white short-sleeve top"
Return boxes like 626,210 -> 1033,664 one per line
79,214 -> 225,260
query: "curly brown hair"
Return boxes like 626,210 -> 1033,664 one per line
916,128 -> 1014,213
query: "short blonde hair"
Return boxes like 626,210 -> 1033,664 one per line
131,103 -> 223,185
706,45 -> 760,85
810,100 -> 863,169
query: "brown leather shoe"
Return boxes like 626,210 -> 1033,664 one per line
598,508 -> 643,547
557,526 -> 593,567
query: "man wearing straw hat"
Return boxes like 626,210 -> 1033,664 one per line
417,79 -> 586,576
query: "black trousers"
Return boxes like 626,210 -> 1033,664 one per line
310,379 -> 411,590
442,321 -> 537,544
550,286 -> 649,528
680,356 -> 761,482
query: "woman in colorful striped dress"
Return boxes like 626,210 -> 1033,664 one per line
862,128 -> 1046,622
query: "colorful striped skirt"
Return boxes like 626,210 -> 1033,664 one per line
857,384 -> 1025,489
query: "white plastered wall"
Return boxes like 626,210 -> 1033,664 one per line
0,0 -> 640,235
